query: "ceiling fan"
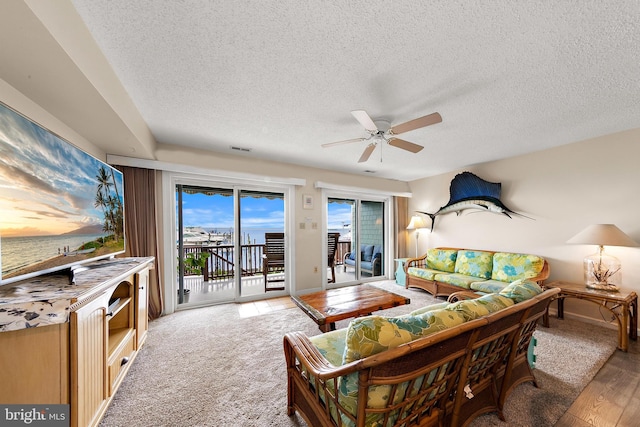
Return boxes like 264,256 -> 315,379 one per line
322,110 -> 442,163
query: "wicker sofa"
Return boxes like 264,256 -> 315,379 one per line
405,248 -> 550,298
284,281 -> 560,427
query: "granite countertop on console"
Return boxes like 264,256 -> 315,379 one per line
0,257 -> 153,332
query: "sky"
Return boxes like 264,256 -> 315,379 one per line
0,103 -> 123,237
180,191 -> 285,232
179,191 -> 353,231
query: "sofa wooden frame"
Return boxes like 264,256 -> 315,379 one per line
404,247 -> 550,298
283,288 -> 560,427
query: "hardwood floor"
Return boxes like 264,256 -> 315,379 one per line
555,338 -> 640,426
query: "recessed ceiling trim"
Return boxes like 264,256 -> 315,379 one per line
314,181 -> 412,198
107,154 -> 306,186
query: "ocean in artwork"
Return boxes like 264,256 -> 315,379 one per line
1,233 -> 107,275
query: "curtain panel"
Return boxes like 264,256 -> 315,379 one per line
118,165 -> 164,319
395,196 -> 409,259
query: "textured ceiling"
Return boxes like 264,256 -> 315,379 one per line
67,0 -> 640,181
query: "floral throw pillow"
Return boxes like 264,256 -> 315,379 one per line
454,250 -> 494,279
499,279 -> 543,303
427,249 -> 458,272
342,316 -> 426,364
491,252 -> 545,282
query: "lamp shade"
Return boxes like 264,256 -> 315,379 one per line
567,224 -> 637,291
407,215 -> 427,230
566,224 -> 638,247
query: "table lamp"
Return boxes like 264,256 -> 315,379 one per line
566,224 -> 638,291
406,215 -> 427,257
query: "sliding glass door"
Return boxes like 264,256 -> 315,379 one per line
175,184 -> 286,307
327,196 -> 387,286
176,185 -> 236,306
238,189 -> 285,298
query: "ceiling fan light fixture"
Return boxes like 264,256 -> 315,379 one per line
324,109 -> 441,163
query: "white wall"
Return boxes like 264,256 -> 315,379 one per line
408,128 -> 640,322
154,143 -> 411,294
0,78 -> 106,160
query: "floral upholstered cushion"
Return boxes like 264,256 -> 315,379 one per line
454,250 -> 494,279
445,293 -> 514,321
342,310 -> 467,364
338,309 -> 467,425
342,316 -> 425,364
491,252 -> 545,282
445,298 -> 490,321
499,279 -> 543,303
470,280 -> 510,294
309,329 -> 347,367
407,267 -> 441,281
433,272 -> 486,289
426,248 -> 458,272
409,301 -> 450,316
476,293 -> 514,310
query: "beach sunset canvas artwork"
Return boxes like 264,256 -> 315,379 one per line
0,102 -> 125,283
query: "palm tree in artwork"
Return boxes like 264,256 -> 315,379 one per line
109,168 -> 123,212
96,166 -> 112,200
95,166 -> 123,242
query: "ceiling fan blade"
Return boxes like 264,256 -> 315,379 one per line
390,112 -> 442,135
358,143 -> 377,163
351,110 -> 378,133
322,137 -> 366,148
388,138 -> 424,153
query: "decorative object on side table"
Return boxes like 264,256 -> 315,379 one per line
406,215 -> 427,257
567,224 -> 638,291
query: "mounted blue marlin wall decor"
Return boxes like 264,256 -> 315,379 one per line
417,171 -> 532,231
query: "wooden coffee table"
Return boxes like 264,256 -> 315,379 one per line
291,284 -> 410,332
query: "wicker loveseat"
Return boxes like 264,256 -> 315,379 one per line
405,248 -> 550,298
284,281 -> 560,427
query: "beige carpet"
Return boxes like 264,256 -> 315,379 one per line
99,281 -> 617,427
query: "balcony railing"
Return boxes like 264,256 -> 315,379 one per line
180,240 -> 352,281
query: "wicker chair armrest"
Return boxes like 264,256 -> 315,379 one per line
283,332 -> 360,379
404,253 -> 428,270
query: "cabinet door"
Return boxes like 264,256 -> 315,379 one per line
136,267 -> 150,349
70,293 -> 109,427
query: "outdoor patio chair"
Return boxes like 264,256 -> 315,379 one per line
263,232 -> 285,291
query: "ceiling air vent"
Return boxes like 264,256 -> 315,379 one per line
230,146 -> 251,152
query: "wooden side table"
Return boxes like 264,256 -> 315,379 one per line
542,280 -> 638,351
394,258 -> 410,286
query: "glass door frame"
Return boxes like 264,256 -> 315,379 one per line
322,189 -> 394,289
162,171 -> 295,312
